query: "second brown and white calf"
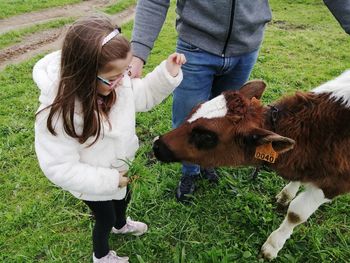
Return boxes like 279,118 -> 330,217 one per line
153,71 -> 350,259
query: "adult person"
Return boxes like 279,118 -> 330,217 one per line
129,0 -> 350,203
131,0 -> 271,201
130,0 -> 272,203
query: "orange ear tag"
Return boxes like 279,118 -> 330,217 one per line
255,142 -> 278,163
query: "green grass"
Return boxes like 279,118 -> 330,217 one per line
0,0 -> 81,19
104,0 -> 137,15
1,0 -> 350,262
0,18 -> 74,50
0,0 -> 137,50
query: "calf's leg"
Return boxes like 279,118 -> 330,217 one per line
276,181 -> 300,207
261,184 -> 330,260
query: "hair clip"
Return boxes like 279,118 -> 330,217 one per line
102,27 -> 121,46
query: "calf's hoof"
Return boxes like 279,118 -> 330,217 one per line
275,191 -> 292,207
260,240 -> 279,260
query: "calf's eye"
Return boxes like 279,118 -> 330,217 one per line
189,127 -> 218,150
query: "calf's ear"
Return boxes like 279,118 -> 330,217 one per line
250,128 -> 295,154
239,80 -> 266,100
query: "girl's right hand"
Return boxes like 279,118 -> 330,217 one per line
119,171 -> 130,187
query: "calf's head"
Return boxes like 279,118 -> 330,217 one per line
153,80 -> 295,167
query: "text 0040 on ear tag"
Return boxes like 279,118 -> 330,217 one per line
255,142 -> 278,163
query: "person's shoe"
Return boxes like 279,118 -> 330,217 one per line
111,217 -> 148,236
93,250 -> 129,263
200,168 -> 219,184
176,173 -> 198,202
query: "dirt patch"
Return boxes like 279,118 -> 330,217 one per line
270,20 -> 307,30
0,0 -> 115,34
0,6 -> 135,71
0,27 -> 66,68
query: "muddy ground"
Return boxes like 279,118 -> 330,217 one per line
0,0 -> 135,71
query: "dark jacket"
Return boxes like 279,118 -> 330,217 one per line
132,0 -> 272,62
131,0 -> 350,63
324,0 -> 350,35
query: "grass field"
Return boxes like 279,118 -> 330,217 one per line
0,18 -> 74,50
104,0 -> 137,14
1,0 -> 350,262
0,0 -> 81,19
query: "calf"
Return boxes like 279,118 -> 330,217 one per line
153,71 -> 350,259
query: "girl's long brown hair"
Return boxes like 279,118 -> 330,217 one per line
41,14 -> 130,145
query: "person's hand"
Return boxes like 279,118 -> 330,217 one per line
129,56 -> 144,78
166,53 -> 186,77
118,171 -> 130,187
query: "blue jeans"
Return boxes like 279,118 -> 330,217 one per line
173,38 -> 259,176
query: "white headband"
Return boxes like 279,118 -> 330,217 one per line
102,28 -> 120,46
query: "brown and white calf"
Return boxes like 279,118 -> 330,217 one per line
153,71 -> 350,259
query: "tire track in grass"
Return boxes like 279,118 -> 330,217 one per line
0,6 -> 135,71
0,0 -> 115,34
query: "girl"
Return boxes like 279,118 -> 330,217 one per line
33,14 -> 185,263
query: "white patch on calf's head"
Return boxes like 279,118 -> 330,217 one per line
312,70 -> 350,108
187,95 -> 228,123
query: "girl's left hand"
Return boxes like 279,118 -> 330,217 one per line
166,53 -> 186,77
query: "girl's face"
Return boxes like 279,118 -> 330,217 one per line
97,51 -> 132,96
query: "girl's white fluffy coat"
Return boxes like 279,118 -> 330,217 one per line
33,51 -> 183,201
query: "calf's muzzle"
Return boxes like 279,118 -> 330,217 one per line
153,137 -> 179,163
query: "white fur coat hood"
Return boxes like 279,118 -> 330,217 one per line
33,51 -> 182,201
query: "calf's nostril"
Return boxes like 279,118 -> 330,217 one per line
152,139 -> 160,150
152,138 -> 177,163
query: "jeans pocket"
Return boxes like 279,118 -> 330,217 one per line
177,38 -> 201,52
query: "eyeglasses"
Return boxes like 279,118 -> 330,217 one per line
97,66 -> 131,90
97,75 -> 122,90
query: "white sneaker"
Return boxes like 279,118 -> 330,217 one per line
111,217 -> 148,236
93,250 -> 129,263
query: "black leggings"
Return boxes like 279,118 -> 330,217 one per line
83,187 -> 131,259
